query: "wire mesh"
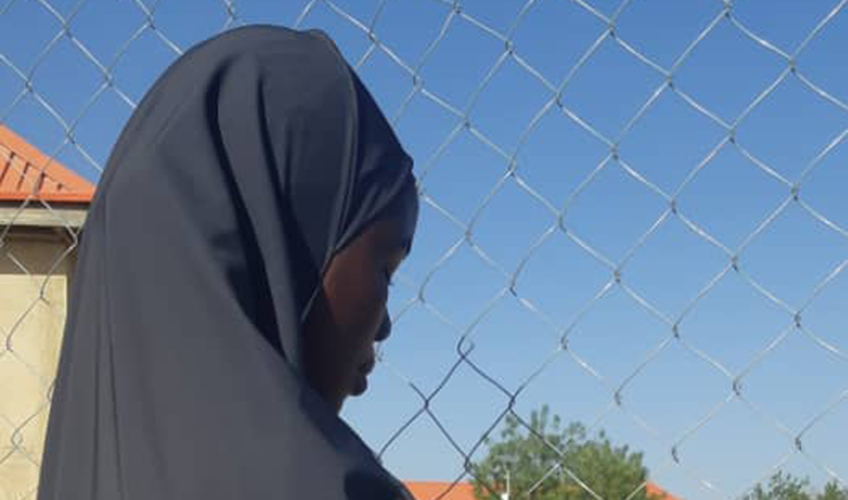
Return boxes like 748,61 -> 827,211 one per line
1,1 -> 846,499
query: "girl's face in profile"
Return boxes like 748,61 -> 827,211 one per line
302,187 -> 418,413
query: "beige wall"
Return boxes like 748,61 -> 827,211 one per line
0,227 -> 76,500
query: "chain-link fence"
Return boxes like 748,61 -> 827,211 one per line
1,1 -> 847,499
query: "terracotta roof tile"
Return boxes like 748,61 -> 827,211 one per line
0,125 -> 95,204
402,481 -> 682,500
404,481 -> 478,500
647,482 -> 683,500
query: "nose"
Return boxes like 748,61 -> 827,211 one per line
375,310 -> 391,342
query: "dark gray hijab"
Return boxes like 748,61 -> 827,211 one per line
38,25 -> 416,500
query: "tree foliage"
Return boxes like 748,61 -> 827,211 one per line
743,472 -> 848,500
470,405 -> 656,500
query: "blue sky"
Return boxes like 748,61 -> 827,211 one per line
2,1 -> 847,499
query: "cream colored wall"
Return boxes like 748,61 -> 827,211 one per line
0,228 -> 75,500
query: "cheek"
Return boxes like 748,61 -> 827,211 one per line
347,271 -> 388,340
327,263 -> 388,346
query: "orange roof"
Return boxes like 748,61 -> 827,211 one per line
404,481 -> 478,500
0,125 -> 95,204
647,482 -> 683,500
403,481 -> 681,500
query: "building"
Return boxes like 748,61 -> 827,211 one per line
403,481 -> 682,500
405,481 -> 479,500
0,125 -> 94,498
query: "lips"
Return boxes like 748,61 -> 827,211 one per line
359,356 -> 376,376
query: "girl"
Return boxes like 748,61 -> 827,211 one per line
38,25 -> 418,500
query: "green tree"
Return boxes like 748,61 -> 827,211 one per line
744,472 -> 813,500
470,405 -> 656,500
819,481 -> 848,500
743,472 -> 848,500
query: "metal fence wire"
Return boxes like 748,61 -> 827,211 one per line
1,1 -> 847,499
